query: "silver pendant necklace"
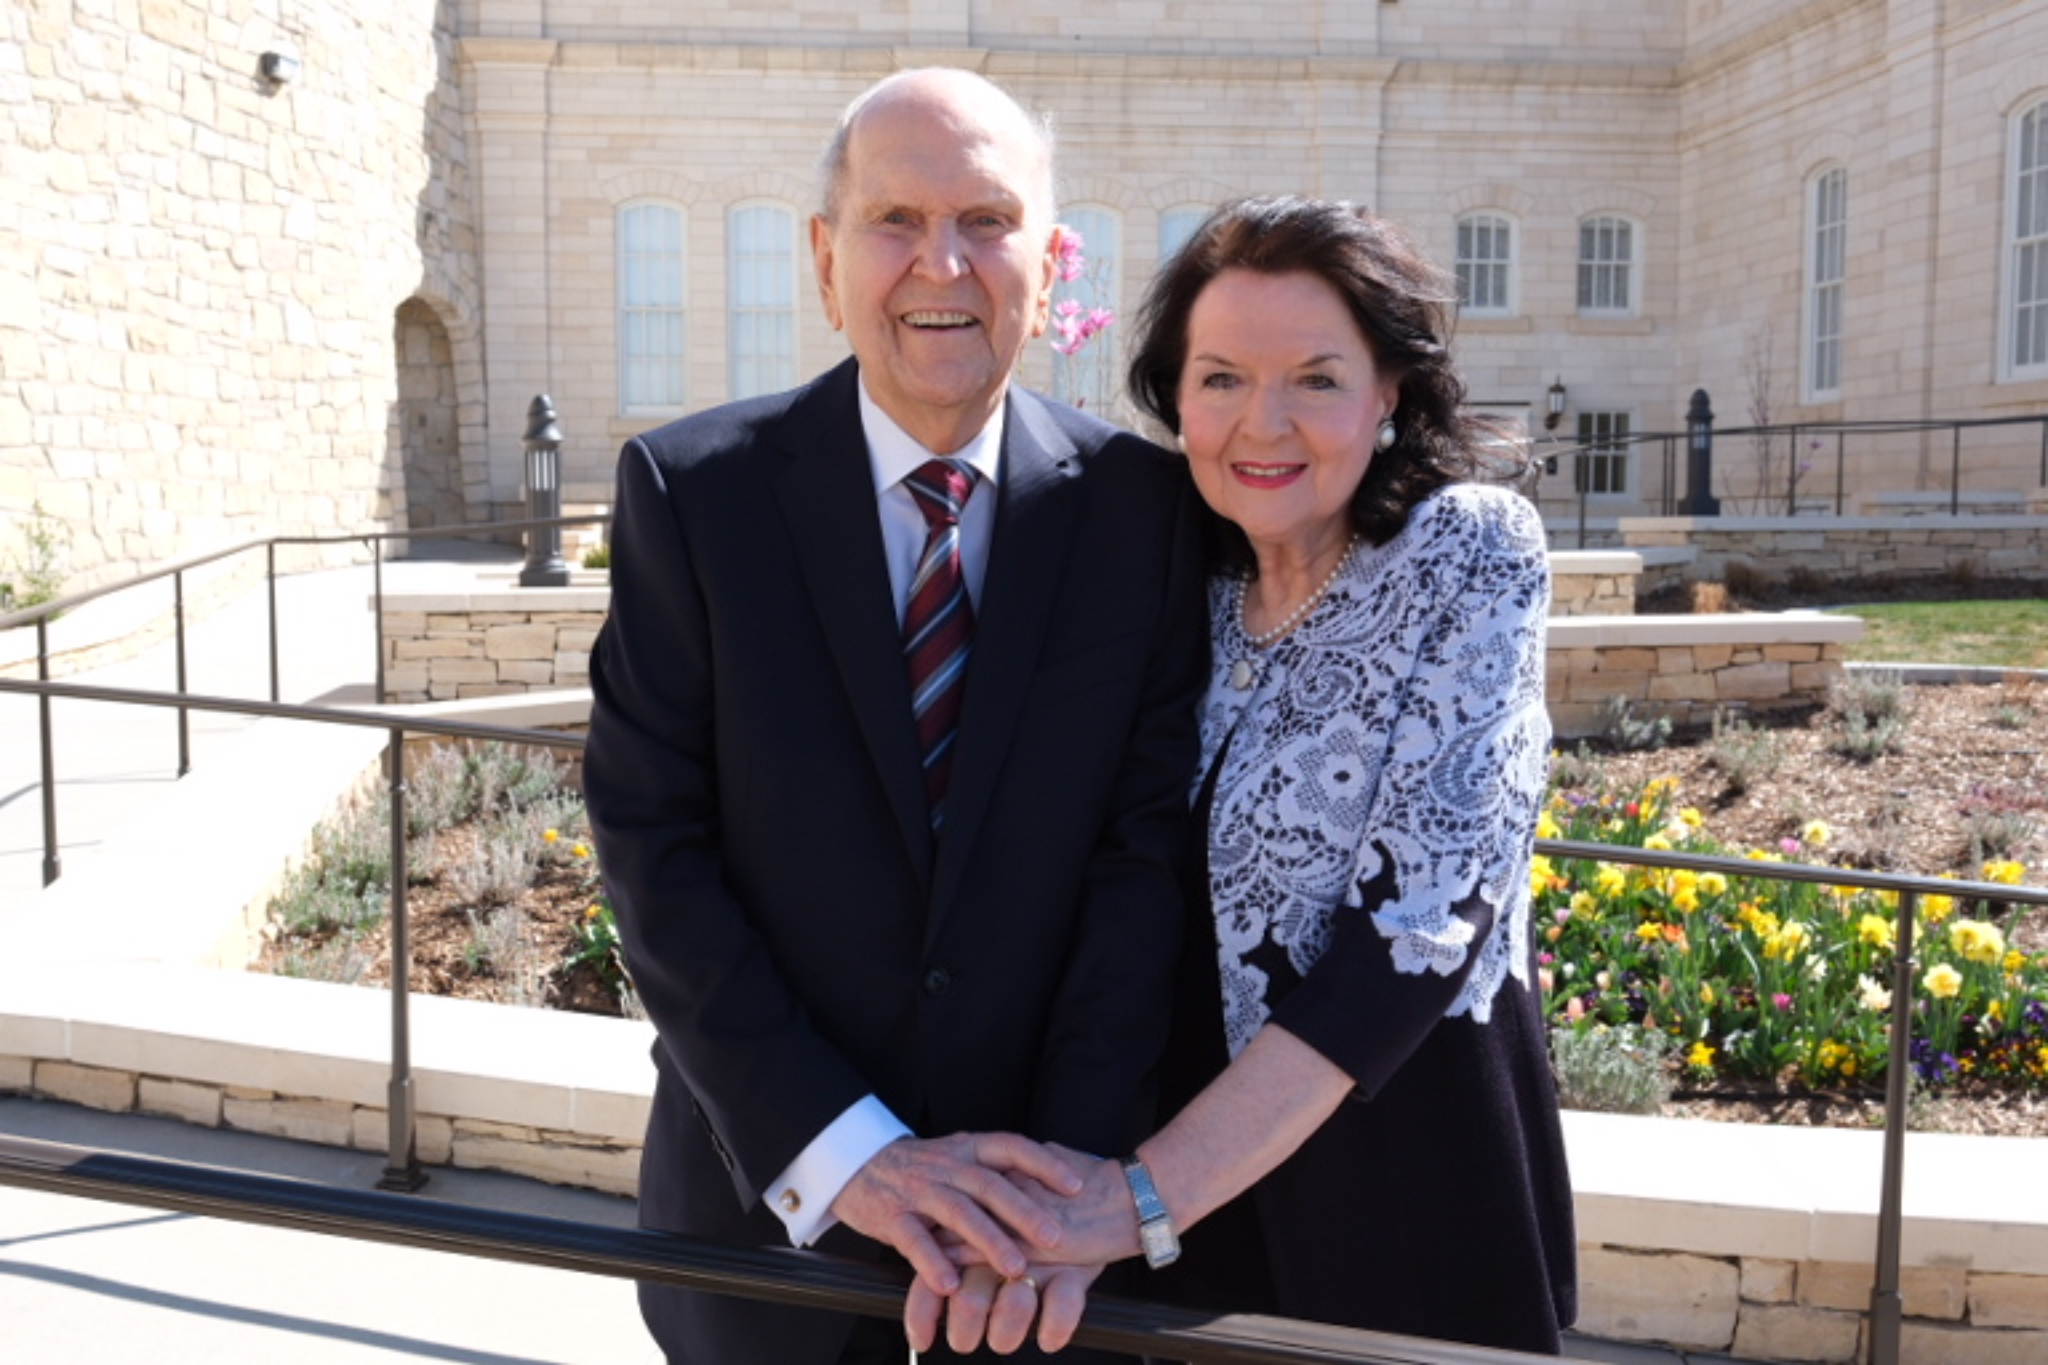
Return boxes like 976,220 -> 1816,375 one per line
1228,537 -> 1358,690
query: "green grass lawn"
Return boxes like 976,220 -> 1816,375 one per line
1826,598 -> 2048,668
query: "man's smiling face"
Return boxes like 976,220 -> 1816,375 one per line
811,73 -> 1060,455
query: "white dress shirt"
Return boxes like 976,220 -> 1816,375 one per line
763,379 -> 1005,1247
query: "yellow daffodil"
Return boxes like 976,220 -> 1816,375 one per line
1671,885 -> 1701,914
1763,920 -> 1812,961
1920,892 -> 1955,924
1595,864 -> 1628,898
1802,819 -> 1831,847
1856,974 -> 1892,1012
1699,871 -> 1728,896
1857,914 -> 1895,949
1569,891 -> 1597,920
1643,833 -> 1673,852
1687,1041 -> 1716,1070
1949,919 -> 2006,967
1700,983 -> 1716,1006
1679,806 -> 1703,829
2006,950 -> 2028,975
1982,860 -> 2026,886
1635,922 -> 1664,944
1536,811 -> 1562,840
584,904 -> 603,921
1922,963 -> 1963,999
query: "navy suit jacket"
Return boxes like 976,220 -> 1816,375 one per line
584,358 -> 1205,1362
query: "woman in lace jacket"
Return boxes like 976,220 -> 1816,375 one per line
909,197 -> 1578,1358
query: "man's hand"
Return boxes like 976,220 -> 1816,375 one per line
829,1134 -> 1081,1293
904,1261 -> 1104,1356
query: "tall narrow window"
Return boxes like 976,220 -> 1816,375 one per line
1052,206 -> 1120,412
618,203 -> 686,412
1573,411 -> 1631,496
1577,216 -> 1635,315
1805,168 -> 1847,400
2007,101 -> 2048,378
1159,206 -> 1208,264
727,203 -> 797,400
1456,213 -> 1513,315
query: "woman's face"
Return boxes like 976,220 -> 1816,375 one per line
1175,268 -> 1399,561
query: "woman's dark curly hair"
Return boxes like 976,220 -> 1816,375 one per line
1128,196 -> 1505,568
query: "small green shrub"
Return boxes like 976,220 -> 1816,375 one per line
581,542 -> 611,570
1832,668 -> 1908,723
1,501 -> 70,613
1549,1024 -> 1673,1115
1548,742 -> 1608,794
1707,708 -> 1784,793
276,935 -> 377,985
1598,695 -> 1671,752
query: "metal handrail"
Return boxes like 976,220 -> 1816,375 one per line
2,513 -> 609,884
7,670 -> 2045,1365
1538,411 -> 2048,542
0,1135 -> 1561,1365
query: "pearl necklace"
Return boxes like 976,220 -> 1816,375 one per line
1228,537 -> 1359,691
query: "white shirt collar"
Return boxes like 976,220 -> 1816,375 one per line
859,378 -> 1006,496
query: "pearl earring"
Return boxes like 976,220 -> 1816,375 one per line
1375,418 -> 1397,451
1175,431 -> 1188,454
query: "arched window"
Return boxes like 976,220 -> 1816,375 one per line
1158,205 -> 1209,264
727,202 -> 798,400
1577,215 -> 1636,316
2005,101 -> 2048,380
1455,213 -> 1514,316
1052,206 -> 1120,412
617,202 -> 686,413
1804,167 -> 1848,400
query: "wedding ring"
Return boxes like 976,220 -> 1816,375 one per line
1017,1274 -> 1039,1293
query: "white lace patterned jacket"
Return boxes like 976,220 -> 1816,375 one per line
1196,482 -> 1552,1067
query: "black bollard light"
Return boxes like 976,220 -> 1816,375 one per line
1682,388 -> 1721,517
519,393 -> 572,587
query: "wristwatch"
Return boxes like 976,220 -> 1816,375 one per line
1119,1154 -> 1181,1268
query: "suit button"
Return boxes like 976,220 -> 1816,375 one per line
922,967 -> 951,997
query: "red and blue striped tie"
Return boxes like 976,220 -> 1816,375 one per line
902,459 -> 976,829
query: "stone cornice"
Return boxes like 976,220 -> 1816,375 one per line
1676,0 -> 1876,87
456,38 -> 560,67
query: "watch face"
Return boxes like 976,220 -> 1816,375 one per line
1139,1219 -> 1180,1268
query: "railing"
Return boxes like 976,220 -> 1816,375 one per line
0,514 -> 608,886
1536,410 -> 2048,546
0,1133 -> 1557,1365
4,671 -> 2046,1365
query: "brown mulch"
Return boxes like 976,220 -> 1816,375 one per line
257,574 -> 2048,1138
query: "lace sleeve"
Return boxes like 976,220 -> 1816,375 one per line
1353,487 -> 1551,1023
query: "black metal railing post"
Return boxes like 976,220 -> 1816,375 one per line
379,725 -> 425,1192
1834,430 -> 1847,516
1949,426 -> 1962,515
519,395 -> 571,588
1868,886 -> 1919,1365
174,569 -> 191,777
266,541 -> 281,704
36,616 -> 59,886
373,537 -> 386,705
1682,388 -> 1720,516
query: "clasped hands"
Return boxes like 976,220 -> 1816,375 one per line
827,1133 -> 1141,1355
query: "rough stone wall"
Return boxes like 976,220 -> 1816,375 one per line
1619,516 -> 2048,583
1,0 -> 478,592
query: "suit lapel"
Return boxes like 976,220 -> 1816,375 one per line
931,390 -> 1083,925
770,361 -> 935,882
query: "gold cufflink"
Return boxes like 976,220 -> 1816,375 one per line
778,1189 -> 801,1213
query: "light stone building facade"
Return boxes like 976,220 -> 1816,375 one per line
5,0 -> 2045,588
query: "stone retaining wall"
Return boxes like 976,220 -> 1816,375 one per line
381,582 -> 607,703
1617,514 -> 2048,586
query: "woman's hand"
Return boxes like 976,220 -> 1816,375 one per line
940,1144 -> 1143,1271
904,1261 -> 1105,1355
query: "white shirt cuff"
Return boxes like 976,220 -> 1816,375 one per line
765,1095 -> 913,1248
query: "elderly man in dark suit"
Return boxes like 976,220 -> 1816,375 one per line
583,67 -> 1205,1364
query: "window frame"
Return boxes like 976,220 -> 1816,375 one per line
725,200 -> 800,402
1572,410 -> 1634,499
1802,166 -> 1848,403
2001,100 -> 2048,382
1575,214 -> 1638,318
1454,212 -> 1517,318
1158,205 -> 1209,266
616,200 -> 689,416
